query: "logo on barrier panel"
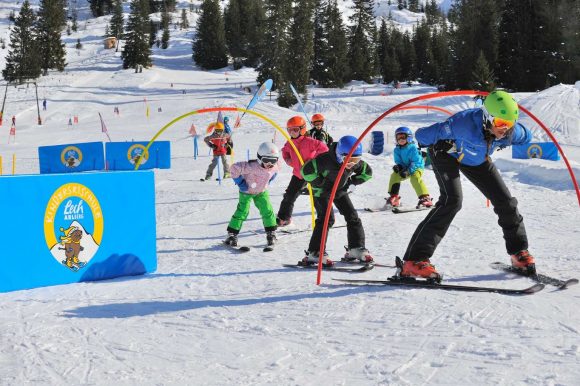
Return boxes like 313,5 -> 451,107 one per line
128,144 -> 149,165
527,144 -> 543,159
44,183 -> 104,272
60,146 -> 83,168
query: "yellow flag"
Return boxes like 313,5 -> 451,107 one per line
146,105 -> 150,118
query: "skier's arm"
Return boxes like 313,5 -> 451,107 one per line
350,161 -> 372,185
415,119 -> 455,147
506,122 -> 533,146
393,147 -> 403,168
301,159 -> 324,184
315,140 -> 329,156
407,144 -> 423,174
281,143 -> 292,165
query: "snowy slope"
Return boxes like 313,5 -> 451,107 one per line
1,3 -> 580,386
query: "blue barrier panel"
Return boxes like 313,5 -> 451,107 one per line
512,142 -> 560,161
38,142 -> 105,174
0,170 -> 157,293
105,141 -> 171,170
369,131 -> 385,155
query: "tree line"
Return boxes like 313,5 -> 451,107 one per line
4,0 -> 578,107
193,0 -> 579,107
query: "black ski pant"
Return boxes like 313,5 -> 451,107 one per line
403,148 -> 528,261
308,193 -> 364,253
277,175 -> 307,221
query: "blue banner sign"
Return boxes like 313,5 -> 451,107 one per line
105,141 -> 171,170
0,170 -> 157,293
38,142 -> 105,174
512,142 -> 560,161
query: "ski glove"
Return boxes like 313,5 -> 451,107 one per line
433,140 -> 456,153
233,176 -> 248,192
392,164 -> 404,173
398,170 -> 410,179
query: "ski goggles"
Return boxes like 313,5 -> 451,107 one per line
491,116 -> 515,129
260,156 -> 278,167
338,154 -> 362,166
312,120 -> 324,126
396,134 -> 408,141
287,126 -> 304,134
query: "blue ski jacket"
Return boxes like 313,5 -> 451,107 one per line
394,142 -> 424,174
415,108 -> 532,166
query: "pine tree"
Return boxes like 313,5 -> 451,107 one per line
161,4 -> 170,49
257,0 -> 292,95
471,50 -> 495,91
448,0 -> 499,89
109,0 -> 124,38
286,0 -> 315,93
322,0 -> 348,87
224,0 -> 244,65
36,0 -> 67,75
89,0 -> 114,17
192,0 -> 228,69
122,0 -> 152,70
347,0 -> 376,82
71,7 -> 78,32
243,0 -> 266,68
311,0 -> 327,84
3,0 -> 42,83
180,9 -> 190,30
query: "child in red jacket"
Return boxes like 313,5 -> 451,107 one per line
276,116 -> 328,226
202,122 -> 232,181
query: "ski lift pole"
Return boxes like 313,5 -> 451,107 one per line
0,83 -> 8,126
34,82 -> 41,125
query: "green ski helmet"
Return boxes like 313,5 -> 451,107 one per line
483,90 -> 519,123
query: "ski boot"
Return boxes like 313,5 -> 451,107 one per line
385,194 -> 401,208
300,250 -> 333,267
266,231 -> 277,247
200,175 -> 211,181
510,250 -> 536,275
342,246 -> 374,264
276,217 -> 292,227
396,256 -> 441,283
417,195 -> 434,209
224,232 -> 238,247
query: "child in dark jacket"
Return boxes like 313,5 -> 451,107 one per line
300,135 -> 373,266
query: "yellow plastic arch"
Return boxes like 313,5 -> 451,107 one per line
136,107 -> 316,229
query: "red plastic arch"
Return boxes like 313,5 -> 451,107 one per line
316,90 -> 580,284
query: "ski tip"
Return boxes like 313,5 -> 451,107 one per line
558,278 -> 579,290
239,246 -> 251,252
524,283 -> 546,294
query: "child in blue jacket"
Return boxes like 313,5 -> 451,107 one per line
386,127 -> 433,209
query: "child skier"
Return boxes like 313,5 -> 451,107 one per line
308,113 -> 333,146
386,127 -> 433,209
223,116 -> 234,155
224,142 -> 281,248
202,122 -> 232,181
276,116 -> 329,226
300,135 -> 373,266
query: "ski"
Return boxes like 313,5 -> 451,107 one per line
279,224 -> 347,235
282,263 -> 374,273
490,262 -> 578,289
392,206 -> 432,214
221,242 -> 250,253
363,206 -> 391,213
332,277 -> 545,295
339,258 -> 395,268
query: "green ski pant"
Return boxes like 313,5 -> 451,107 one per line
228,191 -> 277,233
388,169 -> 429,197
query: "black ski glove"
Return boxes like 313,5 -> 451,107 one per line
392,164 -> 404,173
399,170 -> 410,178
433,140 -> 455,153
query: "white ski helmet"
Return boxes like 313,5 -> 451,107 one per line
257,142 -> 279,167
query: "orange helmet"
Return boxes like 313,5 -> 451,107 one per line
286,116 -> 307,136
311,113 -> 325,124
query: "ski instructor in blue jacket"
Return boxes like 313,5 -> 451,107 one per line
397,90 -> 535,282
